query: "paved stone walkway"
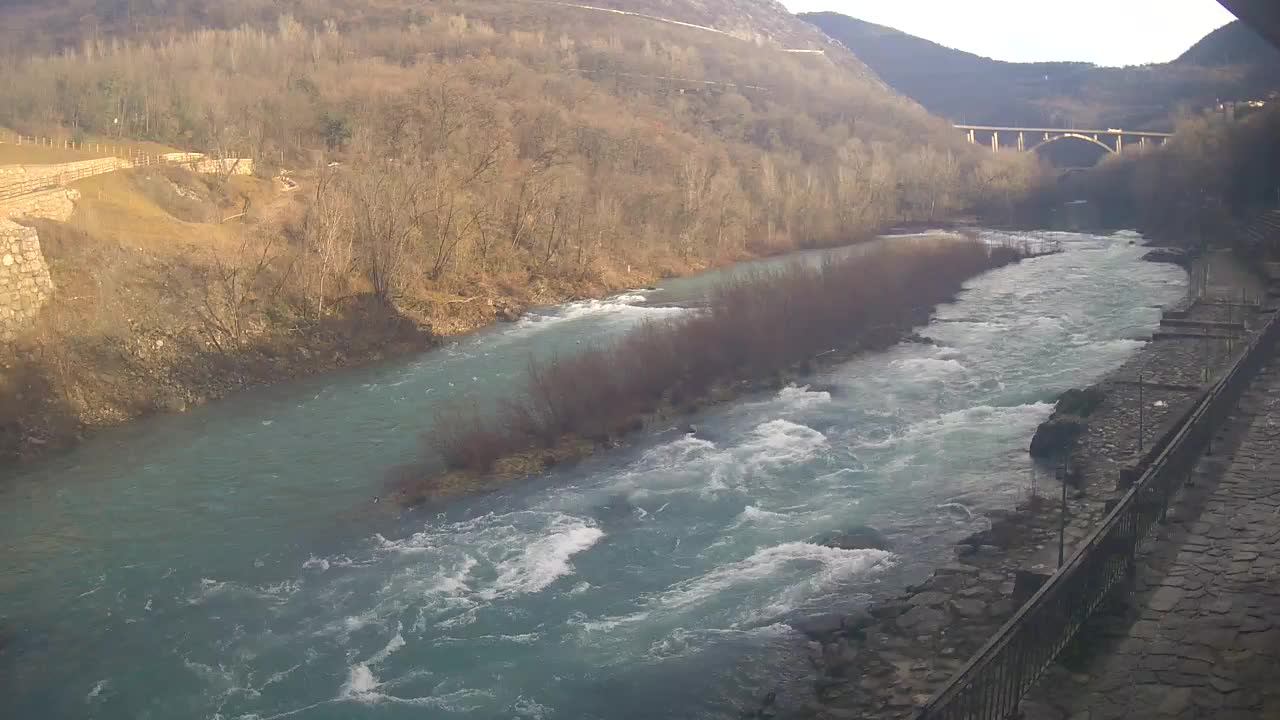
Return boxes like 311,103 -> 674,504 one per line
1026,359 -> 1280,720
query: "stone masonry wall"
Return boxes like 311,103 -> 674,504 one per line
0,157 -> 129,185
0,188 -> 80,222
0,155 -> 253,196
0,153 -> 251,341
0,220 -> 53,342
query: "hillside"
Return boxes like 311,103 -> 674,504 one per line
803,12 -> 1280,130
0,0 -> 1042,462
1176,19 -> 1280,67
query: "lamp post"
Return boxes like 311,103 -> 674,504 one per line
1058,459 -> 1068,569
1138,370 -> 1145,456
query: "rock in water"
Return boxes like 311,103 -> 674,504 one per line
492,299 -> 524,322
1028,387 -> 1105,459
1053,387 -> 1106,418
815,525 -> 891,551
789,613 -> 846,640
1028,416 -> 1086,459
1141,247 -> 1193,267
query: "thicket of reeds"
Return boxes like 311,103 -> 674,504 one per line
427,238 -> 1026,475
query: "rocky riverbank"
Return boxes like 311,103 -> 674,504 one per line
791,248 -> 1268,719
0,259 -> 671,469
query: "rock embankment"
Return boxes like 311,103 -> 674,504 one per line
794,248 -> 1267,719
795,507 -> 1055,718
0,220 -> 52,342
1141,246 -> 1197,267
1028,387 -> 1106,463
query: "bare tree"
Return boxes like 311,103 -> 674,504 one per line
347,156 -> 421,306
302,169 -> 352,319
195,231 -> 283,354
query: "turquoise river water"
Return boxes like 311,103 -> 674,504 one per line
0,230 -> 1185,719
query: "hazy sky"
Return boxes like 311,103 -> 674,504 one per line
779,0 -> 1239,66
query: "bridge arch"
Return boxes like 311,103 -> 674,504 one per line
1028,133 -> 1116,155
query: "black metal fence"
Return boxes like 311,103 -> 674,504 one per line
916,306 -> 1280,720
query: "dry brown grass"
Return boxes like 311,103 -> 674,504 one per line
65,170 -> 273,258
0,125 -> 181,164
0,143 -> 108,165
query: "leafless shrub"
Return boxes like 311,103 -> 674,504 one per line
430,239 -> 1024,472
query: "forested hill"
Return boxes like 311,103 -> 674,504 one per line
0,0 -> 1044,459
803,12 -> 1280,130
1175,20 -> 1280,67
0,0 -> 865,73
0,0 -> 1037,250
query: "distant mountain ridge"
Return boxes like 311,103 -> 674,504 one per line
1175,19 -> 1280,67
801,13 -> 1280,131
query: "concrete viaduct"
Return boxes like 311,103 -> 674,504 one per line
955,125 -> 1175,155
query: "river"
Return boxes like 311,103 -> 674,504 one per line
0,230 -> 1185,720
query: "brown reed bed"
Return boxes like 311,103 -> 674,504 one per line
399,238 -> 1031,503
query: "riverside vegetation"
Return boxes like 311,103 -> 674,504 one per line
404,237 -> 1029,502
1017,105 -> 1280,253
0,1 -> 1044,465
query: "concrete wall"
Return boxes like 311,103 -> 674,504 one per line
0,220 -> 53,342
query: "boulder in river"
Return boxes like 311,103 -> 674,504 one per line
787,607 -> 874,641
814,525 -> 892,552
1141,247 -> 1194,267
1029,416 -> 1086,459
1028,387 -> 1105,460
902,332 -> 938,346
788,613 -> 845,640
1053,387 -> 1106,418
492,299 -> 524,322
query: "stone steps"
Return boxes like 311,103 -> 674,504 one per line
1159,317 -> 1246,332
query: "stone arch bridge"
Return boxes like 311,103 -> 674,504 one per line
956,125 -> 1174,155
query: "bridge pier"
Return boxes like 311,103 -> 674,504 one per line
1017,131 -> 1025,152
991,131 -> 999,152
967,129 -> 975,144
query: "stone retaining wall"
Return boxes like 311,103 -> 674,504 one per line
189,157 -> 255,176
0,220 -> 53,342
0,188 -> 80,222
0,152 -> 253,342
0,157 -> 129,185
0,154 -> 254,198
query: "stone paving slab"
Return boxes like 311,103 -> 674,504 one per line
1024,361 -> 1280,720
1185,302 -> 1255,324
1112,334 -> 1239,388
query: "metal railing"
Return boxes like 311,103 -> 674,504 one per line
917,305 -> 1280,720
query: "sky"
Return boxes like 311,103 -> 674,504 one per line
778,0 -> 1239,66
